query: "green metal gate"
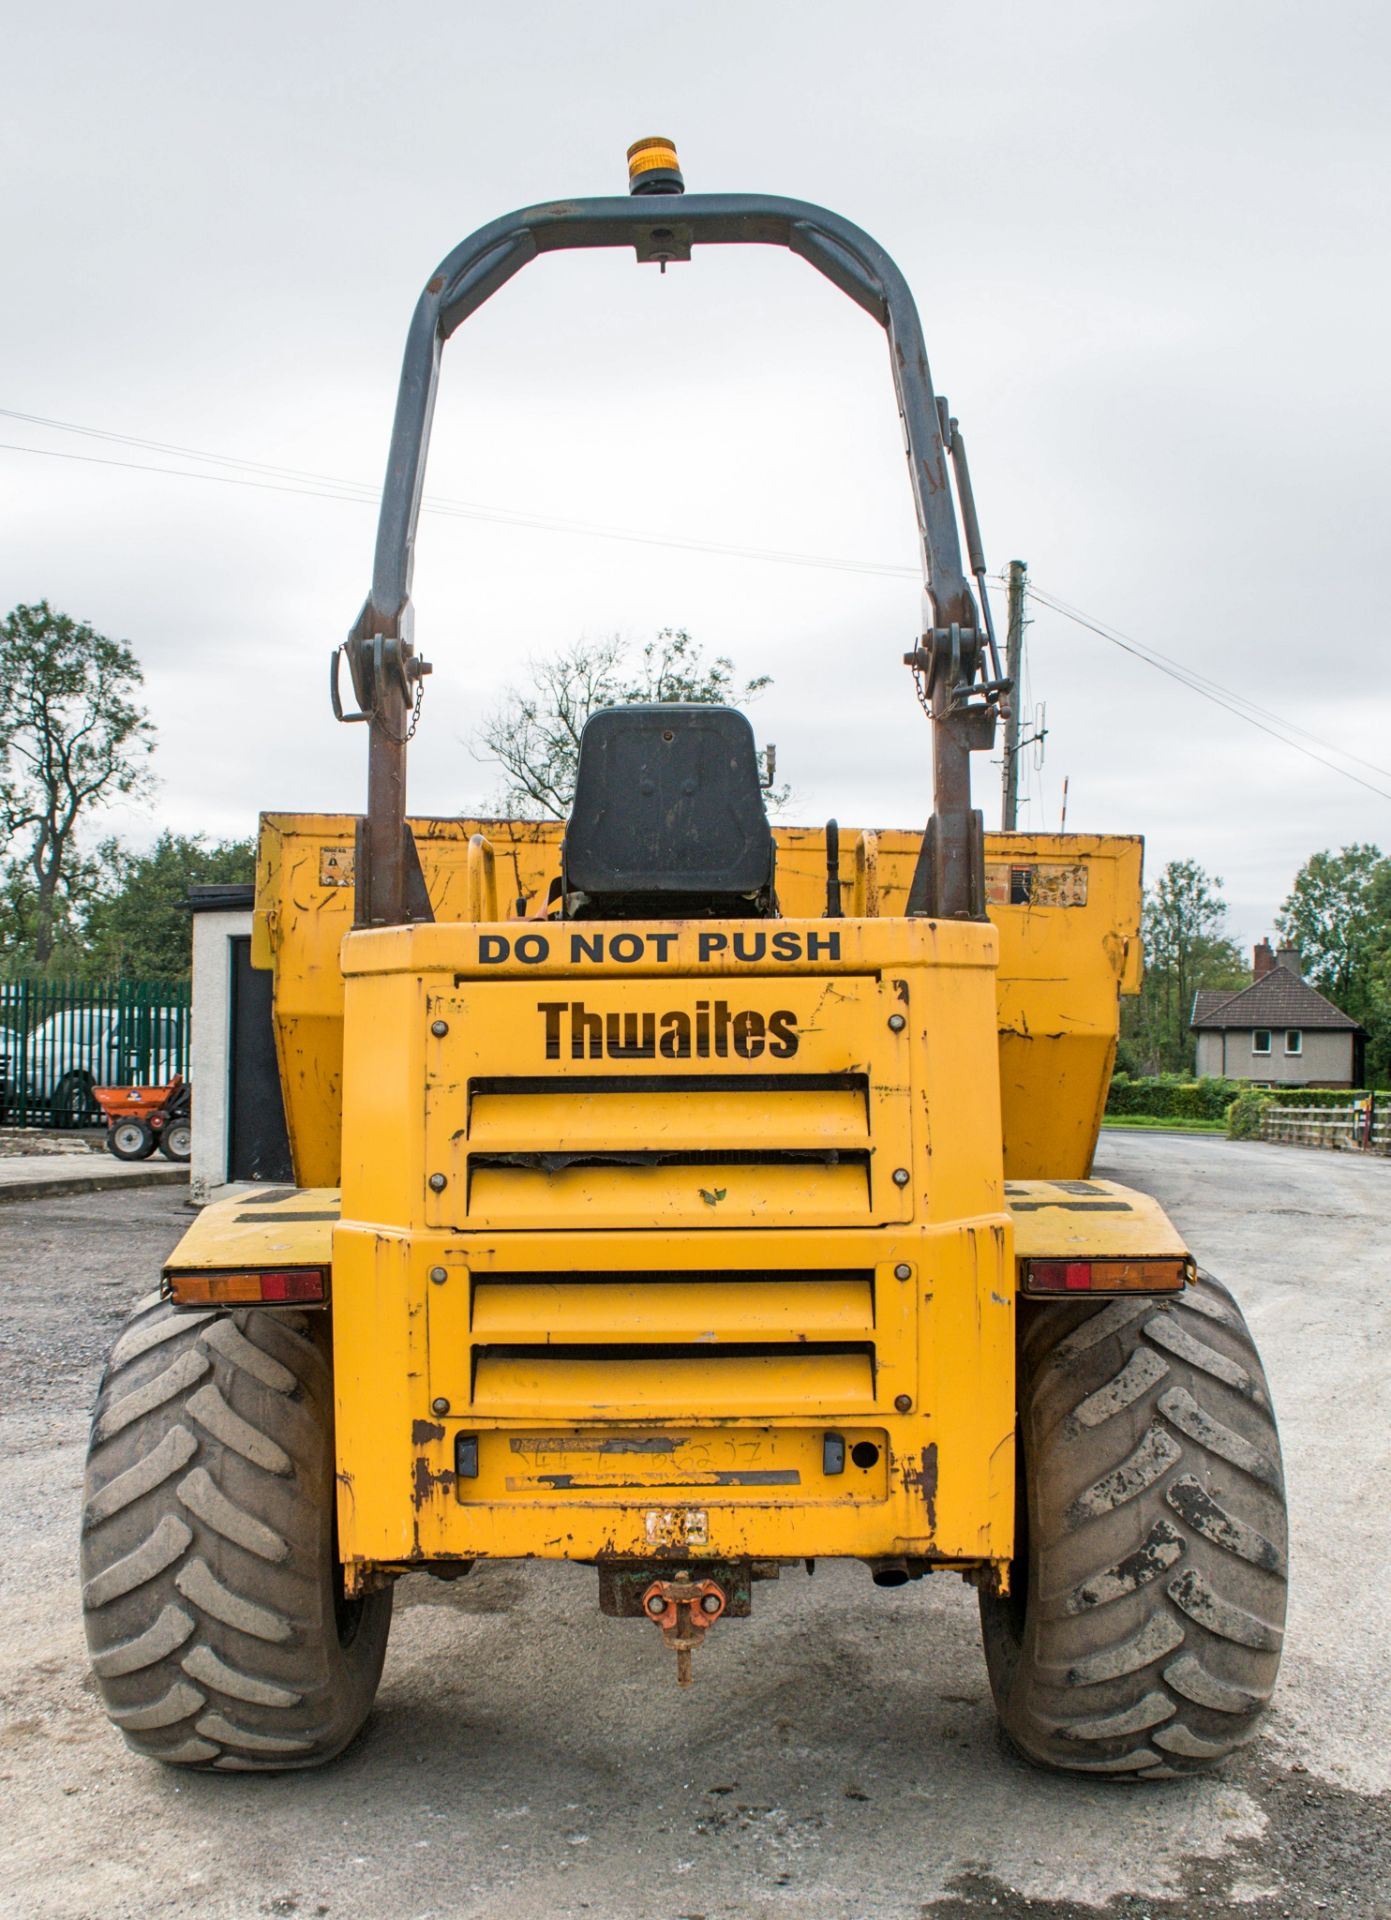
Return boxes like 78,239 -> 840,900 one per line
0,979 -> 191,1129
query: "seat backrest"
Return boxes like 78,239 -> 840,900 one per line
563,704 -> 775,912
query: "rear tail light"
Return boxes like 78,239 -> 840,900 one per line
1022,1258 -> 1189,1297
165,1268 -> 327,1307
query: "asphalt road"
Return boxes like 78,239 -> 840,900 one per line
1,1134 -> 1388,1920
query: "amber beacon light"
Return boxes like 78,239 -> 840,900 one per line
627,135 -> 685,195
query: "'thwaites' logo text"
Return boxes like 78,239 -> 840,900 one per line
537,999 -> 798,1061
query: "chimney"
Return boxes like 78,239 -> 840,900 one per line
1276,946 -> 1302,979
1253,940 -> 1275,980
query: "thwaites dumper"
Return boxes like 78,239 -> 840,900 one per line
82,141 -> 1287,1776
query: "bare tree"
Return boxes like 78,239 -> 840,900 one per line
474,628 -> 781,818
0,602 -> 155,967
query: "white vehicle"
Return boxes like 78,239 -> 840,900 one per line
0,1020 -> 24,1118
17,1008 -> 182,1125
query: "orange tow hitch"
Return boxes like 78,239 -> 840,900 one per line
641,1576 -> 727,1686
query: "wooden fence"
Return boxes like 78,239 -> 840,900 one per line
1260,1102 -> 1391,1154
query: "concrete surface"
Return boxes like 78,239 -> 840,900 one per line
0,1153 -> 187,1203
0,1137 -> 1388,1919
0,1128 -> 107,1156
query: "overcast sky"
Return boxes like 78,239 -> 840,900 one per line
4,0 -> 1388,948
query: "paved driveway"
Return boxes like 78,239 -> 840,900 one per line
1,1137 -> 1387,1918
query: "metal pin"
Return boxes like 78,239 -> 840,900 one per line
431,1397 -> 450,1415
430,1266 -> 448,1284
892,1168 -> 910,1187
431,1019 -> 449,1037
429,1173 -> 447,1192
894,1394 -> 913,1414
894,1263 -> 912,1280
888,1014 -> 906,1032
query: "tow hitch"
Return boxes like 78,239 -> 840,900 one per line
642,1576 -> 727,1685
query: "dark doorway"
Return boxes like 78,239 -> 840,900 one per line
228,936 -> 293,1183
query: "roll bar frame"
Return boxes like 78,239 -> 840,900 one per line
339,192 -> 998,927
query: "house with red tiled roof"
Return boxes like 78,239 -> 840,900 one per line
1191,941 -> 1364,1087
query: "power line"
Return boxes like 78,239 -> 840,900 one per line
0,409 -> 921,581
1026,578 -> 1391,792
4,402 -> 1387,804
1025,579 -> 1391,784
1025,580 -> 1391,802
0,406 -> 382,492
0,440 -> 384,508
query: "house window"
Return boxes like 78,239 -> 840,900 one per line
1285,1030 -> 1302,1055
1252,1030 -> 1272,1055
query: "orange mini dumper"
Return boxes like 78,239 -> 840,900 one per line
93,1076 -> 191,1163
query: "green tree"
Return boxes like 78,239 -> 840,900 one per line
475,628 -> 781,818
1123,858 -> 1246,1072
0,602 -> 155,968
1365,862 -> 1391,1084
1277,846 -> 1391,1086
1276,844 -> 1387,1011
0,851 -> 104,974
82,832 -> 256,979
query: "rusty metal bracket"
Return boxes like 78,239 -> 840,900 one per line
351,818 -> 435,928
598,1559 -> 751,1618
330,644 -> 370,723
903,625 -> 1000,756
641,1576 -> 728,1686
333,634 -> 431,732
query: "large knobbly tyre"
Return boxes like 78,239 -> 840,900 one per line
81,1297 -> 392,1770
979,1271 -> 1287,1777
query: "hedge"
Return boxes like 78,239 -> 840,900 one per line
1106,1074 -> 1244,1121
1108,1075 -> 1373,1124
1226,1089 -> 1272,1139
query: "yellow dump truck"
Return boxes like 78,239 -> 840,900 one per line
81,142 -> 1286,1777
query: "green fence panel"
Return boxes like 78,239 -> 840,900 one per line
0,978 -> 192,1130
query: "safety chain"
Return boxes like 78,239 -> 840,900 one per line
405,671 -> 426,740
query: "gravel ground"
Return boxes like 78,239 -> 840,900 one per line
0,1137 -> 1388,1920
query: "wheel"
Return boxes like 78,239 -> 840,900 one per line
157,1118 -> 192,1162
51,1069 -> 97,1128
979,1270 -> 1287,1777
108,1119 -> 157,1161
81,1296 -> 392,1770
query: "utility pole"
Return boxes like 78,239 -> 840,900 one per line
1001,558 -> 1028,830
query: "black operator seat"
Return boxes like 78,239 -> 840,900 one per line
562,704 -> 776,919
